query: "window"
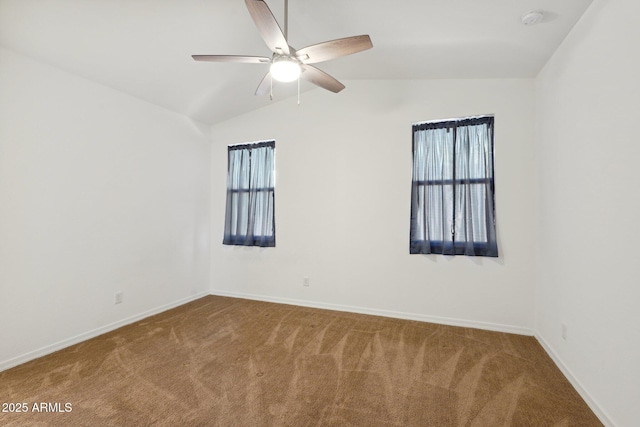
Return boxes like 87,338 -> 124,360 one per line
223,141 -> 276,247
410,116 -> 497,257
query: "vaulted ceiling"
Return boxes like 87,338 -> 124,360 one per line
0,0 -> 593,125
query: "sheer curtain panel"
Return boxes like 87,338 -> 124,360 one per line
223,141 -> 276,247
410,116 -> 497,257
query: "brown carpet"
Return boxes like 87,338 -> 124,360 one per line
1,295 -> 601,426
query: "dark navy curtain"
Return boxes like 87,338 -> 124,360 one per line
410,117 -> 497,257
223,141 -> 275,247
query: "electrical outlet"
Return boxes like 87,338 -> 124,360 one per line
303,277 -> 310,287
115,291 -> 124,305
561,323 -> 567,340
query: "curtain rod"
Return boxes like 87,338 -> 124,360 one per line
412,114 -> 494,126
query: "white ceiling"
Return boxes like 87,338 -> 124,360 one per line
0,0 -> 593,125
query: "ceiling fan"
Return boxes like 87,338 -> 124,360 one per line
192,0 -> 373,96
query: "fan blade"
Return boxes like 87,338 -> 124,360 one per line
192,55 -> 271,63
300,65 -> 345,93
255,71 -> 275,96
245,0 -> 290,55
296,35 -> 372,64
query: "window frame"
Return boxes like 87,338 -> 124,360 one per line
223,140 -> 276,247
410,116 -> 498,257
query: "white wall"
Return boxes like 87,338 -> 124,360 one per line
210,79 -> 537,333
0,48 -> 211,369
535,1 -> 640,425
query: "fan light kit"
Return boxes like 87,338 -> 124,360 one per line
270,56 -> 301,82
192,0 -> 373,100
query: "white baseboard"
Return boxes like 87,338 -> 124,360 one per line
0,292 -> 209,373
209,289 -> 534,336
535,333 -> 615,427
